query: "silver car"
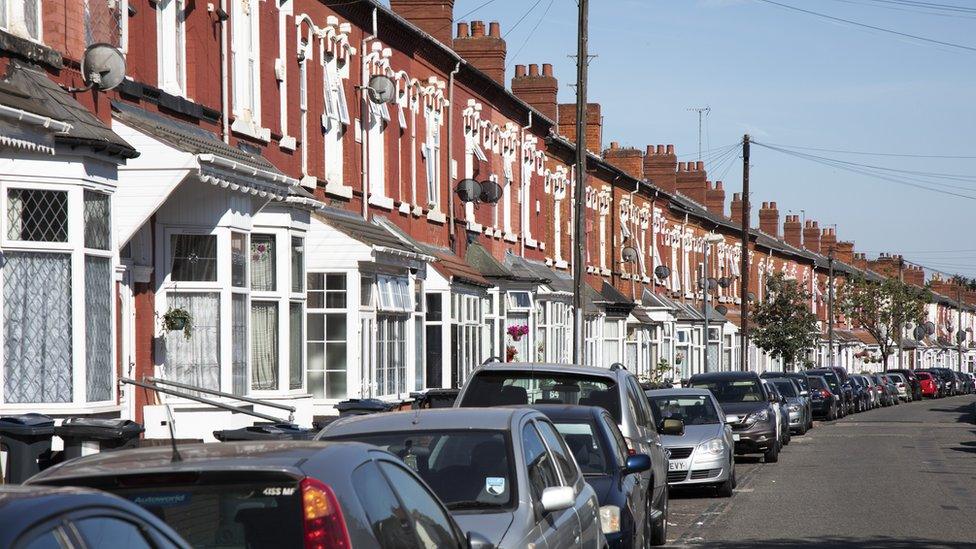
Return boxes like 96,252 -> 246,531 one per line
645,388 -> 737,496
318,407 -> 604,548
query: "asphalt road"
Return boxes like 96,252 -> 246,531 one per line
666,394 -> 976,548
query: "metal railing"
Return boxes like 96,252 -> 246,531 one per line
120,377 -> 289,424
146,377 -> 296,421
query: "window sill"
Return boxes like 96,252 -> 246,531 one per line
368,194 -> 395,210
427,210 -> 446,224
231,117 -> 272,143
397,202 -> 411,215
503,232 -> 518,243
280,135 -> 297,151
524,237 -> 538,249
412,205 -> 425,217
600,268 -> 611,276
325,180 -> 353,199
466,221 -> 483,233
539,241 -> 546,251
300,175 -> 318,189
555,259 -> 568,269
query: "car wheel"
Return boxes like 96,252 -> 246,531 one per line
650,485 -> 668,546
717,466 -> 735,498
798,421 -> 808,435
784,430 -> 791,446
764,441 -> 780,463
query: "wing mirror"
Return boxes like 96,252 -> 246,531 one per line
466,531 -> 495,549
660,418 -> 684,436
624,453 -> 651,474
540,486 -> 575,513
800,390 -> 809,397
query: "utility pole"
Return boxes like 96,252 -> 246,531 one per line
687,106 -> 710,161
958,284 -> 964,372
571,0 -> 589,365
828,247 -> 835,367
898,258 -> 905,370
702,255 -> 710,373
739,135 -> 750,371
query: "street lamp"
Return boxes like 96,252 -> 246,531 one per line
702,233 -> 724,373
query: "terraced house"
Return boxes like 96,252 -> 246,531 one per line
0,0 -> 973,439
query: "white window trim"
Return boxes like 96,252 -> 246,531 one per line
231,0 -> 270,141
423,107 -> 442,211
0,0 -> 42,43
156,0 -> 186,97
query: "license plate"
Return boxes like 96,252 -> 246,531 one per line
732,434 -> 741,441
668,460 -> 689,471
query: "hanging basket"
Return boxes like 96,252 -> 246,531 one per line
162,308 -> 193,340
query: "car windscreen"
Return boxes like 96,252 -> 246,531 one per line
771,380 -> 798,397
460,371 -> 621,422
889,374 -> 904,383
689,379 -> 764,403
330,430 -> 515,511
552,422 -> 610,475
806,377 -> 826,390
648,395 -> 721,425
112,481 -> 303,549
818,372 -> 841,390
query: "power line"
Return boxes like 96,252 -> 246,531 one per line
507,0 -> 555,68
432,0 -> 502,34
503,0 -> 545,39
759,142 -> 976,160
753,0 -> 976,53
828,0 -> 976,19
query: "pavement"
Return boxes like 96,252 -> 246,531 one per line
666,394 -> 976,548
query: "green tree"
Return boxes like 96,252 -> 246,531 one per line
838,275 -> 929,371
752,273 -> 819,368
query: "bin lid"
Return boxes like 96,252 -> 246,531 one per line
55,418 -> 144,440
213,423 -> 312,442
334,398 -> 392,412
0,413 -> 55,436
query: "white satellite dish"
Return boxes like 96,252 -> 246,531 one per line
81,44 -> 127,91
367,74 -> 396,104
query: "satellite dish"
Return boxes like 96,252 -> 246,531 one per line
455,179 -> 482,203
925,321 -> 936,335
707,277 -> 718,289
621,246 -> 640,264
747,292 -> 756,302
718,277 -> 731,288
913,325 -> 926,340
654,265 -> 671,280
367,74 -> 396,104
81,44 -> 126,91
957,330 -> 966,343
478,180 -> 502,204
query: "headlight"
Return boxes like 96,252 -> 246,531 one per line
745,409 -> 769,423
599,505 -> 621,534
788,404 -> 800,412
698,438 -> 726,455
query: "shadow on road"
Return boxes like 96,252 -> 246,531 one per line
928,401 -> 976,423
694,537 -> 976,548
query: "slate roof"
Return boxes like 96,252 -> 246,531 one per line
1,62 -> 137,158
112,100 -> 279,174
315,207 -> 419,254
372,218 -> 490,288
465,243 -> 518,280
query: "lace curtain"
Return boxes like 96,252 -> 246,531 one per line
289,302 -> 303,390
165,293 -> 220,390
251,302 -> 278,390
251,234 -> 276,291
231,294 -> 247,395
85,256 -> 112,401
3,252 -> 73,403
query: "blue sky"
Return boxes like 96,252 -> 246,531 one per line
386,0 -> 976,277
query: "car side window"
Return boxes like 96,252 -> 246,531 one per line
72,516 -> 154,549
535,420 -> 580,484
522,423 -> 561,502
352,461 -> 420,549
377,460 -> 461,549
628,378 -> 655,429
601,414 -> 629,466
19,528 -> 70,549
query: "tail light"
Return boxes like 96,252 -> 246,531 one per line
623,437 -> 637,456
820,389 -> 830,399
301,477 -> 351,549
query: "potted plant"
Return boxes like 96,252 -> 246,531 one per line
506,324 -> 530,342
162,307 -> 193,340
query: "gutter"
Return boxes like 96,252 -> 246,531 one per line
0,103 -> 72,133
446,59 -> 463,253
196,154 -> 300,186
373,245 -> 436,263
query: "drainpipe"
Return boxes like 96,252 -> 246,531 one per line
446,60 -> 462,254
361,7 -> 377,220
220,0 -> 230,143
519,111 -> 533,258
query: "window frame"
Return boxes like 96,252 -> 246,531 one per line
3,185 -> 71,250
307,271 -> 350,401
0,0 -> 42,43
156,0 -> 186,96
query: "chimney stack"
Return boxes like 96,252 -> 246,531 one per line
758,202 -> 780,237
454,20 -> 507,83
834,241 -> 855,265
705,181 -> 725,216
511,63 -> 557,121
390,0 -> 455,47
730,192 -> 743,223
802,220 -> 821,253
852,252 -> 869,270
558,103 -> 602,155
644,144 -> 677,192
603,142 -> 644,180
783,215 -> 802,248
675,161 -> 707,204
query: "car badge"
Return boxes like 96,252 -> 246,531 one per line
665,448 -> 672,459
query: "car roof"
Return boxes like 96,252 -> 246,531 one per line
28,441 -> 370,484
319,407 -> 535,438
688,371 -> 759,380
645,387 -> 713,397
476,362 -> 621,380
529,404 -> 606,421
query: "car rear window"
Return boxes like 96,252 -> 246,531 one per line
113,482 -> 303,548
806,377 -> 826,390
552,422 -> 609,475
771,380 -> 798,397
647,395 -> 721,425
459,371 -> 620,422
688,379 -> 763,403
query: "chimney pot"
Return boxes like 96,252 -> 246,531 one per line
471,20 -> 485,35
529,63 -> 539,76
678,161 -> 687,171
646,145 -> 655,155
666,144 -> 675,155
770,201 -> 777,208
514,64 -> 526,77
457,21 -> 469,37
542,63 -> 553,76
489,21 -> 500,37
657,144 -> 665,154
733,192 -> 741,200
610,141 -> 619,149
695,161 -> 704,171
715,180 -> 723,189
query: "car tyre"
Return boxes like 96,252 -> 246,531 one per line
717,467 -> 735,498
764,441 -> 780,463
650,486 -> 668,546
783,429 -> 791,446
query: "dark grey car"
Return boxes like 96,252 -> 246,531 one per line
766,377 -> 813,435
26,441 -> 486,549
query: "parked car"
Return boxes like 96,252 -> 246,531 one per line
762,381 -> 791,447
454,362 -> 672,544
687,371 -> 782,463
879,374 -> 901,405
848,375 -> 872,412
767,377 -> 813,434
27,441 -> 491,549
317,407 -> 608,548
760,371 -> 810,394
645,388 -> 737,497
887,373 -> 912,402
954,371 -> 974,394
851,375 -> 876,409
806,375 -> 840,420
0,485 -> 191,549
964,372 -> 976,394
806,367 -> 854,416
917,371 -> 939,398
532,405 -> 658,547
924,368 -> 958,396
888,369 -> 922,401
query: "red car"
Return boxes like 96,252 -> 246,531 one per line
917,372 -> 938,398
